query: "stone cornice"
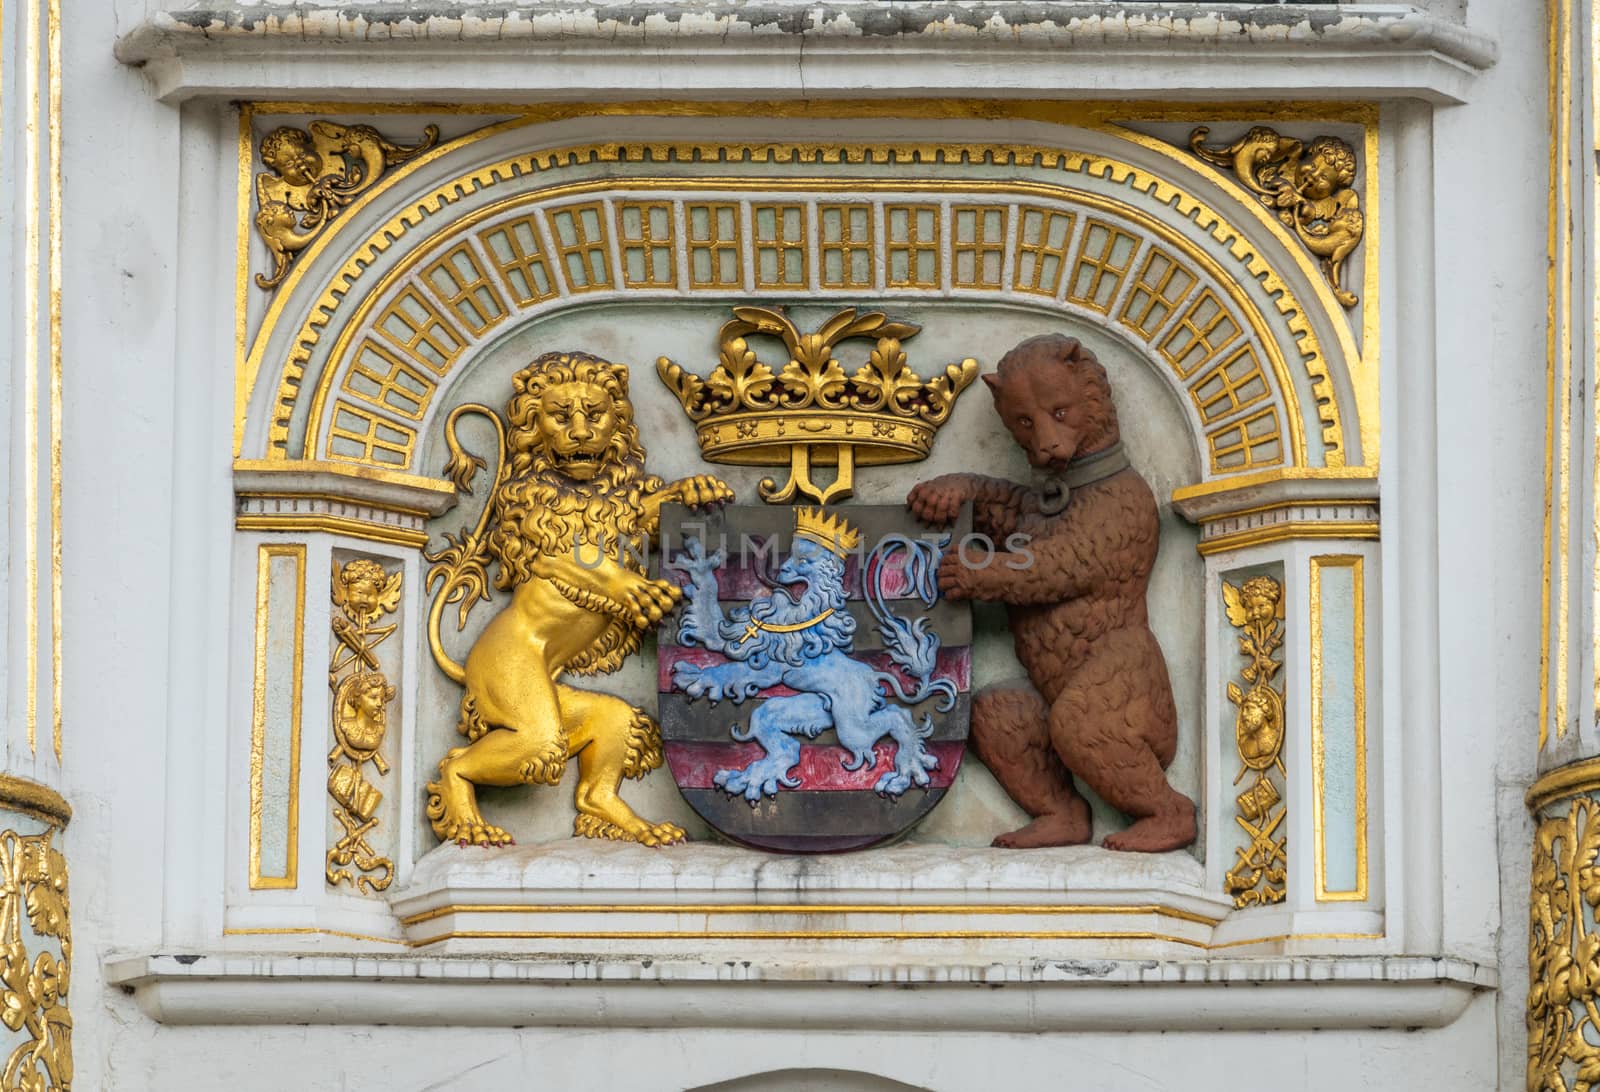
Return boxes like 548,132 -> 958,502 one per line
107,951 -> 1496,1030
115,3 -> 1496,104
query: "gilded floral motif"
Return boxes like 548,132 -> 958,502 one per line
1222,574 -> 1288,908
1189,125 -> 1365,309
252,120 -> 439,290
1529,796 -> 1600,1091
0,829 -> 70,1092
326,558 -> 402,893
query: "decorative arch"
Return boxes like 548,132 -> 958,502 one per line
692,1070 -> 931,1092
235,121 -> 1368,496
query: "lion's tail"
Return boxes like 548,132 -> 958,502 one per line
874,671 -> 958,713
424,402 -> 508,687
427,589 -> 467,685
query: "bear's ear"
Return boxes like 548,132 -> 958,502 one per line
982,372 -> 1001,396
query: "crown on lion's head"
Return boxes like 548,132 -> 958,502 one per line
792,507 -> 860,558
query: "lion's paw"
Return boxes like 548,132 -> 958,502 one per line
574,813 -> 628,841
874,763 -> 932,798
635,821 -> 686,847
425,779 -> 512,846
440,820 -> 515,847
874,771 -> 912,797
713,765 -> 784,803
575,813 -> 687,848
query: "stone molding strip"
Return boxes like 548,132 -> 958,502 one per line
234,459 -> 458,549
0,774 -> 71,829
107,951 -> 1495,1031
1526,755 -> 1600,812
114,3 -> 1496,104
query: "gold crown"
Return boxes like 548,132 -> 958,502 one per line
657,306 -> 978,504
792,507 -> 861,557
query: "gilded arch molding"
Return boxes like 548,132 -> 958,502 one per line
233,102 -> 1378,503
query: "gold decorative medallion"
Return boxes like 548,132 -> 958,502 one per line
1530,795 -> 1600,1091
326,558 -> 401,893
0,827 -> 71,1091
1222,575 -> 1288,907
1188,126 -> 1364,309
253,120 -> 439,290
657,307 -> 977,504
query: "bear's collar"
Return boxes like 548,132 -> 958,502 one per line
1038,442 -> 1130,515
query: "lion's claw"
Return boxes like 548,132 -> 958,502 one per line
675,474 -> 735,510
443,821 -> 513,847
635,821 -> 687,847
716,758 -> 795,802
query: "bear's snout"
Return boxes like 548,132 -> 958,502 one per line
1030,422 -> 1079,468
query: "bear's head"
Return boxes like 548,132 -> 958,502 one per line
982,334 -> 1121,471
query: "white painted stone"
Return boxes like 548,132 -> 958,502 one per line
2,0 -> 1559,1086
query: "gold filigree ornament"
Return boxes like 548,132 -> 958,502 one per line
1188,126 -> 1364,310
423,351 -> 733,847
1222,575 -> 1288,908
326,558 -> 402,894
657,307 -> 978,504
0,828 -> 71,1092
253,120 -> 439,291
1529,796 -> 1600,1092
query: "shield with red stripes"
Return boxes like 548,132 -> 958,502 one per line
658,503 -> 972,853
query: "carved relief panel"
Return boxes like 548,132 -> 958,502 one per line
223,103 -> 1382,958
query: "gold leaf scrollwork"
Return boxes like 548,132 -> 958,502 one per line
1528,796 -> 1600,1092
326,558 -> 402,894
253,120 -> 440,291
1222,575 -> 1288,908
0,828 -> 71,1092
1188,126 -> 1364,310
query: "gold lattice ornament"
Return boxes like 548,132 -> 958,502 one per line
657,306 -> 978,504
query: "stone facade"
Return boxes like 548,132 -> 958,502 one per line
0,1 -> 1572,1088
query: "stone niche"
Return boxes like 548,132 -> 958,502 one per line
108,100 -> 1489,1036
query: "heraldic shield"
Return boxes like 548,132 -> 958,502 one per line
659,502 -> 973,853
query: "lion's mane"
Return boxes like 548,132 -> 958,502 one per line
723,550 -> 857,670
486,351 -> 664,676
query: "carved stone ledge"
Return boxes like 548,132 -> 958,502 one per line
114,3 -> 1495,104
105,949 -> 1496,1031
234,459 -> 458,548
1196,500 -> 1380,555
1171,472 -> 1380,553
391,841 -> 1228,953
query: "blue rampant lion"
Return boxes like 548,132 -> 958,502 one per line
670,511 -> 955,803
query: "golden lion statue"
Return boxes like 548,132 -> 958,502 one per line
424,350 -> 732,847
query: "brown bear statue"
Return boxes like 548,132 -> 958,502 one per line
906,333 -> 1196,852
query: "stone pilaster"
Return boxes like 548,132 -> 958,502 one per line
0,1 -> 73,1087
